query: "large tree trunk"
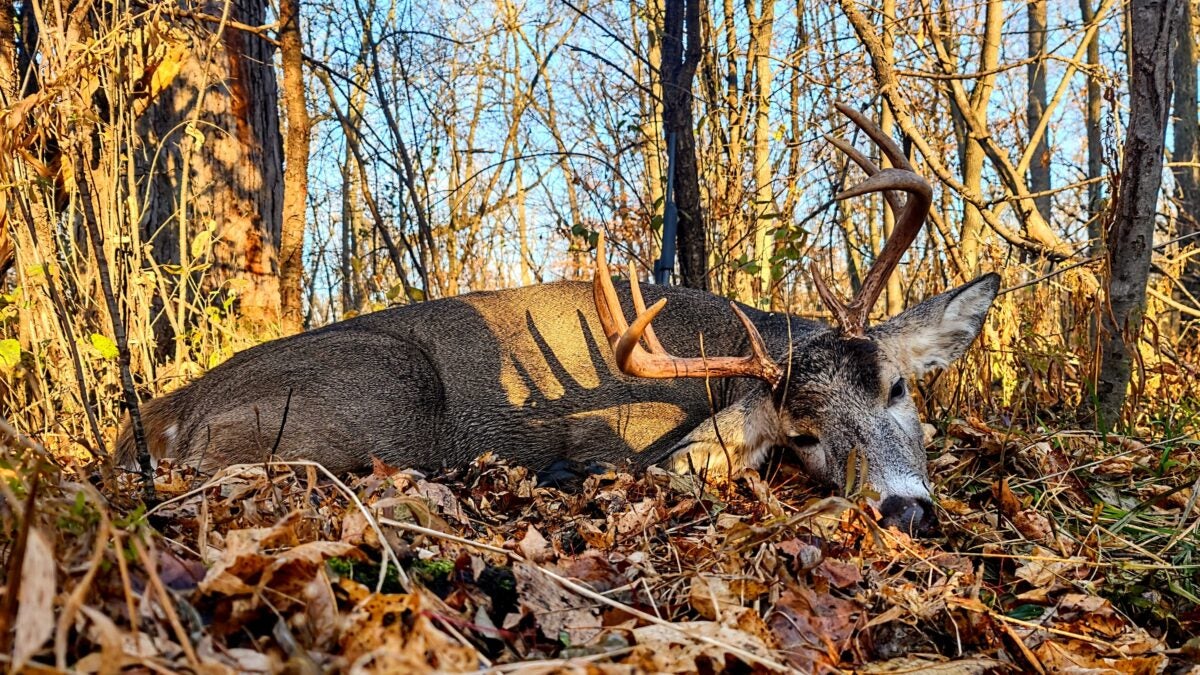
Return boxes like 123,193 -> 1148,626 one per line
1173,0 -> 1200,300
1096,0 -> 1182,423
138,0 -> 283,346
660,0 -> 708,290
279,0 -> 311,334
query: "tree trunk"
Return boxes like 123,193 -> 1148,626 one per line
1173,0 -> 1200,300
1081,0 -> 1106,255
879,0 -> 903,315
0,0 -> 16,279
1027,0 -> 1052,221
1096,0 -> 1182,423
139,0 -> 284,342
279,0 -> 311,334
750,0 -> 775,303
660,0 -> 708,290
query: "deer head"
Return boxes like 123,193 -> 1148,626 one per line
593,105 -> 999,535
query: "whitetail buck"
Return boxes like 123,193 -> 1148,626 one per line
118,105 -> 999,535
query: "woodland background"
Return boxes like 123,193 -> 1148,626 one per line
1,0 -> 1200,671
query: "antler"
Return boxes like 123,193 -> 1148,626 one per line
813,103 -> 933,336
593,234 -> 783,388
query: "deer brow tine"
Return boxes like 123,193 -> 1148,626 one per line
627,261 -> 665,353
614,297 -> 667,373
593,234 -> 630,339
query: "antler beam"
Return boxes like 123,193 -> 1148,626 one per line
593,234 -> 783,388
813,103 -> 933,336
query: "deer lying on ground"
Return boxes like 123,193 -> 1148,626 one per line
118,105 -> 999,535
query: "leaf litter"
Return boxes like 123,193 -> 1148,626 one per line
0,421 -> 1197,673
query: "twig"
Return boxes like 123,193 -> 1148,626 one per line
73,153 -> 154,498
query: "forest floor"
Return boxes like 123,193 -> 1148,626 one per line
2,415 -> 1199,673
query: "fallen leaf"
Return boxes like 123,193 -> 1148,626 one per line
13,528 -> 56,671
769,585 -> 861,672
339,585 -> 479,672
689,575 -> 739,620
631,614 -> 782,673
519,525 -> 554,563
815,558 -> 863,589
511,561 -> 601,645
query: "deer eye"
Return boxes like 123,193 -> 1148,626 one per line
789,433 -> 819,447
888,378 -> 906,404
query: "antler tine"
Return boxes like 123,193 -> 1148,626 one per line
826,133 -> 905,216
816,106 -> 934,336
834,102 -> 914,173
627,261 -> 665,353
592,233 -> 783,387
593,233 -> 630,340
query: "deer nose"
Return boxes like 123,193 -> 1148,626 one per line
878,496 -> 939,537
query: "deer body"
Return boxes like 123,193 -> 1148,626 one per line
121,281 -> 803,475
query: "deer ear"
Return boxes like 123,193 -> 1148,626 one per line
869,273 -> 1000,378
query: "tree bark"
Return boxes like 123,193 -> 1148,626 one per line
1027,0 -> 1052,222
1173,0 -> 1200,299
0,0 -> 16,279
1096,0 -> 1182,423
139,0 -> 284,342
660,0 -> 708,290
279,0 -> 311,334
750,0 -> 775,302
1080,0 -> 1106,255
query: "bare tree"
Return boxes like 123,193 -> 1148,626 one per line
661,0 -> 708,290
1027,0 -> 1052,222
749,0 -> 776,301
1096,0 -> 1182,422
1081,0 -> 1107,254
1173,0 -> 1200,300
138,0 -> 285,343
279,0 -> 312,334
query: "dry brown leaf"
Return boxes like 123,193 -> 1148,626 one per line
416,480 -> 469,525
339,586 -> 479,672
856,655 -> 1007,674
519,525 -> 554,563
689,575 -> 740,620
611,498 -> 661,535
631,613 -> 782,673
13,527 -> 55,671
1014,549 -> 1088,601
994,479 -> 1056,544
510,561 -> 601,645
769,585 -> 861,672
257,540 -> 363,592
815,558 -> 864,589
1034,639 -> 1164,675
